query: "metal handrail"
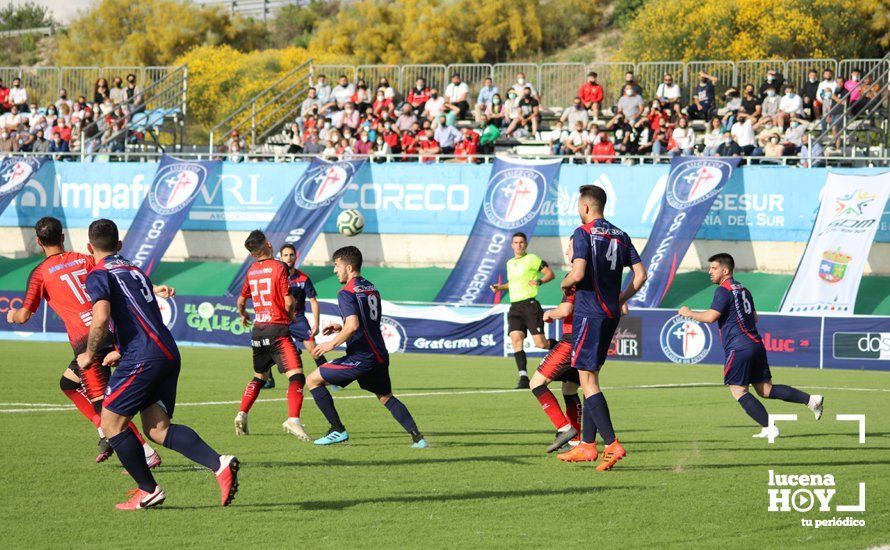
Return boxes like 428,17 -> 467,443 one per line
814,52 -> 890,147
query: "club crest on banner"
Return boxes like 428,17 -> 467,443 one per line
818,249 -> 852,284
659,314 -> 713,364
483,168 -> 548,229
156,296 -> 178,329
665,159 -> 732,210
149,164 -> 205,215
295,164 -> 351,209
0,158 -> 40,197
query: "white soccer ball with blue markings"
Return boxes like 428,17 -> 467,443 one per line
336,209 -> 365,237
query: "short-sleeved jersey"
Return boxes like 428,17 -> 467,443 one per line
240,259 -> 291,326
710,278 -> 763,354
85,254 -> 178,364
22,251 -> 98,353
506,253 -> 546,302
571,218 -> 641,319
337,276 -> 388,365
288,269 -> 317,316
561,283 -> 576,335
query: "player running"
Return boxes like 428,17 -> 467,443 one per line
557,186 -> 647,471
76,219 -> 238,510
678,253 -> 824,439
234,231 -> 310,441
306,246 -> 427,448
5,216 -> 160,466
530,239 -> 582,453
489,232 -> 555,389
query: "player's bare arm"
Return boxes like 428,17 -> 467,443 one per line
489,282 -> 507,292
313,315 -> 358,358
102,349 -> 122,367
678,306 -> 721,324
543,301 -> 573,323
618,262 -> 648,307
236,295 -> 251,327
309,296 -> 321,336
153,285 -> 175,298
6,306 -> 33,324
530,264 -> 555,286
562,257 -> 586,289
76,300 -> 111,369
284,294 -> 295,320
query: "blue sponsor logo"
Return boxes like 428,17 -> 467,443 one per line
482,167 -> 548,230
659,314 -> 713,364
665,159 -> 732,210
148,164 -> 206,215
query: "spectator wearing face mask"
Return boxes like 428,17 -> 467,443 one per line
395,103 -> 417,133
17,122 -> 35,151
715,131 -> 742,157
578,72 -> 604,121
655,73 -> 682,116
323,75 -> 355,112
561,97 -> 589,130
703,118 -> 725,156
32,129 -> 49,153
56,89 -> 74,113
0,128 -> 18,152
422,89 -> 446,123
477,115 -> 500,155
667,116 -> 695,157
616,85 -> 644,122
801,70 -> 820,120
591,132 -> 616,163
737,85 -> 762,123
799,133 -> 824,167
372,90 -> 394,116
474,78 -> 499,123
338,102 -> 360,131
434,115 -> 461,155
718,88 -> 742,128
49,130 -> 69,156
379,121 -> 401,152
417,128 -> 441,162
759,70 -> 785,99
453,127 -> 479,163
686,72 -> 717,121
485,93 -> 506,127
815,70 -> 837,119
8,78 -> 28,112
781,117 -> 808,152
549,120 -> 568,155
352,130 -> 373,155
314,75 -> 331,103
754,88 -> 780,130
407,78 -> 431,114
753,128 -> 784,158
510,73 -> 538,100
843,69 -> 863,103
620,71 -> 643,101
502,90 -> 521,128
109,77 -> 126,105
730,116 -> 756,155
505,87 -> 540,138
564,120 -> 590,157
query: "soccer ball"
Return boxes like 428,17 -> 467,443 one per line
336,209 -> 365,236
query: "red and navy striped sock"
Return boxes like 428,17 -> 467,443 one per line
162,424 -> 221,471
109,429 -> 157,492
239,377 -> 264,413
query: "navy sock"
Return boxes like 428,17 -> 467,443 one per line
314,355 -> 328,367
109,429 -> 157,492
738,392 -> 769,427
514,351 -> 527,373
768,384 -> 810,405
163,424 -> 221,471
581,400 -> 598,443
586,393 -> 616,445
310,386 -> 344,432
384,397 -> 419,435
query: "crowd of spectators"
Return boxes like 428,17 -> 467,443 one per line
0,73 -> 143,158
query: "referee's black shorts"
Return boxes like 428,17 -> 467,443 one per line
507,297 -> 545,336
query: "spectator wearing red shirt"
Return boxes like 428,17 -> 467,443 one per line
454,127 -> 479,163
407,78 -> 431,114
0,79 -> 10,113
380,121 -> 401,153
372,90 -> 394,116
53,119 -> 72,142
591,132 -> 616,163
578,72 -> 604,121
400,123 -> 421,160
417,128 -> 441,162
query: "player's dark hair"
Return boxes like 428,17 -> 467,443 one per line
512,232 -> 527,242
87,218 -> 119,252
244,229 -> 268,255
279,243 -> 296,255
333,246 -> 363,271
708,253 -> 735,273
579,185 -> 607,211
34,216 -> 63,247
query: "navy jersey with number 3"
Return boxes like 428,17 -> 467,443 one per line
710,278 -> 763,354
338,276 -> 389,365
572,219 -> 641,319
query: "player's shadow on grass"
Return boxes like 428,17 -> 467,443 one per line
622,458 -> 890,472
248,453 -> 544,469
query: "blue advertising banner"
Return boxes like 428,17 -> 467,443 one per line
435,157 -> 562,305
2,162 -> 890,243
628,157 -> 742,308
119,156 -> 221,275
0,157 -> 51,216
225,158 -> 367,296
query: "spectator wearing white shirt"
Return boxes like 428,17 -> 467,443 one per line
55,89 -> 74,113
668,116 -> 695,157
474,77 -> 498,123
655,73 -> 682,115
550,120 -> 569,154
781,118 -> 808,151
510,72 -> 537,100
731,117 -> 756,155
422,88 -> 446,123
560,97 -> 589,129
563,120 -> 590,157
315,75 -> 332,103
443,73 -> 470,118
703,117 -> 724,156
109,78 -> 127,105
1,105 -> 23,132
815,70 -> 837,119
776,84 -> 803,129
376,77 -> 395,100
323,75 -> 355,112
754,87 -> 780,130
9,78 -> 28,112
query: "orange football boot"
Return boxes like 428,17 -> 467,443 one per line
595,439 -> 627,471
557,441 -> 598,462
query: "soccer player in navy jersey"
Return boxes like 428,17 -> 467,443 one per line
76,219 -> 238,510
306,246 -> 427,448
558,186 -> 648,471
679,253 -> 824,439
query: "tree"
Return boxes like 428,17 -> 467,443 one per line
0,1 -> 55,31
270,0 -> 341,48
55,0 -> 267,66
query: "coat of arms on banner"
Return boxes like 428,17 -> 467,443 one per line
818,249 -> 852,284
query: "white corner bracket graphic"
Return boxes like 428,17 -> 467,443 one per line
767,414 -> 797,444
836,483 -> 866,512
836,414 -> 866,444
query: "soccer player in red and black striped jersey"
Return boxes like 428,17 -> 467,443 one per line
529,239 -> 583,453
678,253 -> 824,440
234,230 -> 309,441
5,216 -> 159,466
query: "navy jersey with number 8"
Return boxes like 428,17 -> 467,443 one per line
337,276 -> 388,365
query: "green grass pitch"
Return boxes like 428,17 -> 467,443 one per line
1,341 -> 887,548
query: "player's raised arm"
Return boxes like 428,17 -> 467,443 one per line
678,305 -> 721,324
313,314 -> 357,358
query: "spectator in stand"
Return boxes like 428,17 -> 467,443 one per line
815,70 -> 837,119
125,74 -> 143,112
621,71 -> 643,99
762,133 -> 785,159
737,84 -> 762,124
301,88 -> 323,118
352,80 -> 371,113
474,77 -> 499,123
372,134 -> 392,161
759,69 -> 785,99
443,73 -> 470,119
338,102 -> 360,131
434,114 -> 461,154
58,103 -> 72,125
731,115 -> 756,155
303,127 -> 324,155
53,118 -> 72,143
407,78 -> 431,114
686,72 -> 717,120
715,131 -> 742,157
315,75 -> 331,103
506,87 -> 540,137
372,89 -> 394,116
477,115 -> 500,155
323,75 -> 355,112
578,72 -> 604,121
752,126 -> 782,157
799,133 -> 824,167
31,128 -> 49,153
377,77 -> 395,101
549,120 -> 568,155
776,84 -> 803,129
754,87 -> 779,130
0,79 -> 10,113
17,121 -> 35,151
667,116 -> 694,157
633,118 -> 654,156
417,128 -> 440,162
1,105 -> 23,132
502,90 -> 520,129
400,123 -> 420,160
485,93 -> 506,127
70,103 -> 85,126
645,101 -> 670,134
341,127 -> 355,148
8,78 -> 27,112
395,103 -> 417,133
110,77 -> 126,105
801,70 -> 819,120
0,128 -> 17,152
380,120 -> 401,152
655,73 -> 682,115
353,130 -> 373,155
321,139 -> 338,159
616,84 -> 644,122
94,78 -> 110,105
454,126 -> 479,163
49,130 -> 69,155
591,131 -> 616,163
703,117 -> 724,156
510,72 -> 538,100
422,89 -> 446,123
56,89 -> 73,113
718,88 -> 742,129
560,96 -> 589,130
844,69 -> 866,103
781,117 -> 808,153
564,121 -> 590,157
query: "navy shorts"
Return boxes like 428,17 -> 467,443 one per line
318,356 -> 392,396
103,358 -> 180,418
289,315 -> 315,343
571,316 -> 620,372
537,334 -> 579,383
723,345 -> 772,386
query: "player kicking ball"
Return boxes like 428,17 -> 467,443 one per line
76,219 -> 238,510
557,186 -> 647,471
530,239 -> 582,453
678,253 -> 824,439
234,231 -> 310,441
306,246 -> 427,448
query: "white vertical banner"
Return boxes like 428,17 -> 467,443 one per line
781,172 -> 890,316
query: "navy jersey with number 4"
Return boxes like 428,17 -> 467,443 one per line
86,254 -> 179,364
710,278 -> 763,354
571,219 -> 641,319
338,276 -> 388,365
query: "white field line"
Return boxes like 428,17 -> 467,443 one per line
0,382 -> 887,414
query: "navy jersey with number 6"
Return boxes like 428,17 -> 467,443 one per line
338,276 -> 388,366
710,278 -> 763,354
85,254 -> 179,364
571,219 -> 641,319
